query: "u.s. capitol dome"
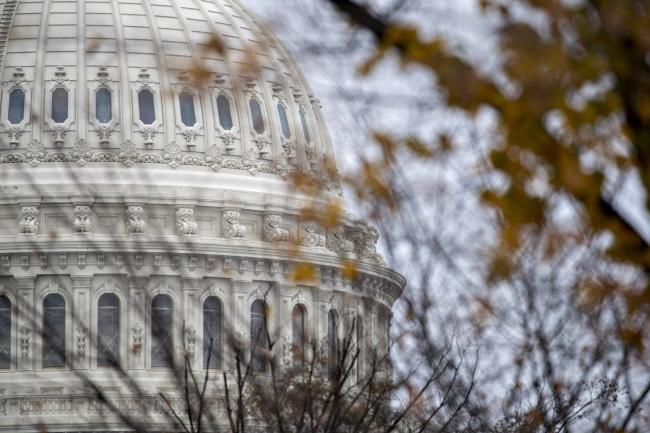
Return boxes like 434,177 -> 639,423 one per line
0,0 -> 404,430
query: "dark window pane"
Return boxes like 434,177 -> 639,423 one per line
250,300 -> 267,372
300,109 -> 311,143
151,294 -> 173,367
43,294 -> 65,368
277,104 -> 291,139
179,92 -> 197,127
138,88 -> 155,125
203,297 -> 221,369
51,88 -> 68,123
95,87 -> 112,124
291,304 -> 305,367
8,88 -> 25,124
356,315 -> 363,379
97,293 -> 120,367
217,95 -> 233,130
327,309 -> 338,378
249,99 -> 265,134
0,296 -> 11,369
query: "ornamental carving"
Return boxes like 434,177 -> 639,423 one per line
77,327 -> 87,357
353,225 -> 384,264
182,128 -> 197,147
301,221 -> 326,248
0,141 -> 343,195
141,126 -> 156,145
254,136 -> 271,156
73,205 -> 92,233
221,210 -> 246,239
175,208 -> 197,236
8,126 -> 24,146
132,322 -> 143,356
221,131 -> 236,153
51,125 -> 68,146
282,140 -> 296,159
185,325 -> 197,358
20,327 -> 30,359
326,226 -> 354,255
96,126 -> 113,145
263,214 -> 289,243
282,334 -> 292,366
126,206 -> 146,234
19,206 -> 39,234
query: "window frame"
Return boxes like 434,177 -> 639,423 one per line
150,293 -> 175,369
291,303 -> 307,367
0,289 -> 16,371
202,296 -> 223,370
41,291 -> 68,370
173,85 -> 204,147
250,299 -> 269,373
96,292 -> 121,368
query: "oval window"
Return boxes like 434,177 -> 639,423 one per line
277,104 -> 291,139
300,109 -> 311,143
95,88 -> 112,124
8,88 -> 25,124
249,99 -> 265,134
51,87 -> 69,123
179,92 -> 197,127
217,94 -> 233,130
138,88 -> 156,125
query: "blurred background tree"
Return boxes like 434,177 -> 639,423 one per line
249,0 -> 650,431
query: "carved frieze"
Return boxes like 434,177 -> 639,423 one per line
221,210 -> 246,239
126,206 -> 146,234
263,214 -> 289,243
326,226 -> 354,255
19,206 -> 39,234
301,221 -> 326,248
176,208 -> 197,236
73,205 -> 92,233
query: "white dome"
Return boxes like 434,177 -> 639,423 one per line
0,1 -> 403,431
0,0 -> 333,181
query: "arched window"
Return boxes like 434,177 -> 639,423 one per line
203,296 -> 221,369
138,88 -> 156,125
291,304 -> 306,367
250,300 -> 268,372
249,99 -> 265,134
95,87 -> 112,124
0,296 -> 11,369
43,293 -> 65,368
97,293 -> 120,367
216,94 -> 233,130
179,92 -> 197,127
151,294 -> 173,368
299,108 -> 311,143
51,88 -> 68,123
277,104 -> 291,139
8,88 -> 25,124
327,309 -> 339,378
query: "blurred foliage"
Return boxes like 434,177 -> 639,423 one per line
328,0 -> 650,348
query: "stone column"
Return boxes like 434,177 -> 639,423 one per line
71,275 -> 92,370
182,278 -> 201,368
229,280 -> 250,372
15,277 -> 35,371
128,277 -> 147,370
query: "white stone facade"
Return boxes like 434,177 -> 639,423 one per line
0,0 -> 403,431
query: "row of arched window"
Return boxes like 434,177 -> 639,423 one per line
6,86 -> 314,145
0,294 -> 341,373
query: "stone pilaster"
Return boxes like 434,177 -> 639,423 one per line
15,277 -> 35,371
71,275 -> 92,370
128,277 -> 146,370
182,278 -> 201,366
